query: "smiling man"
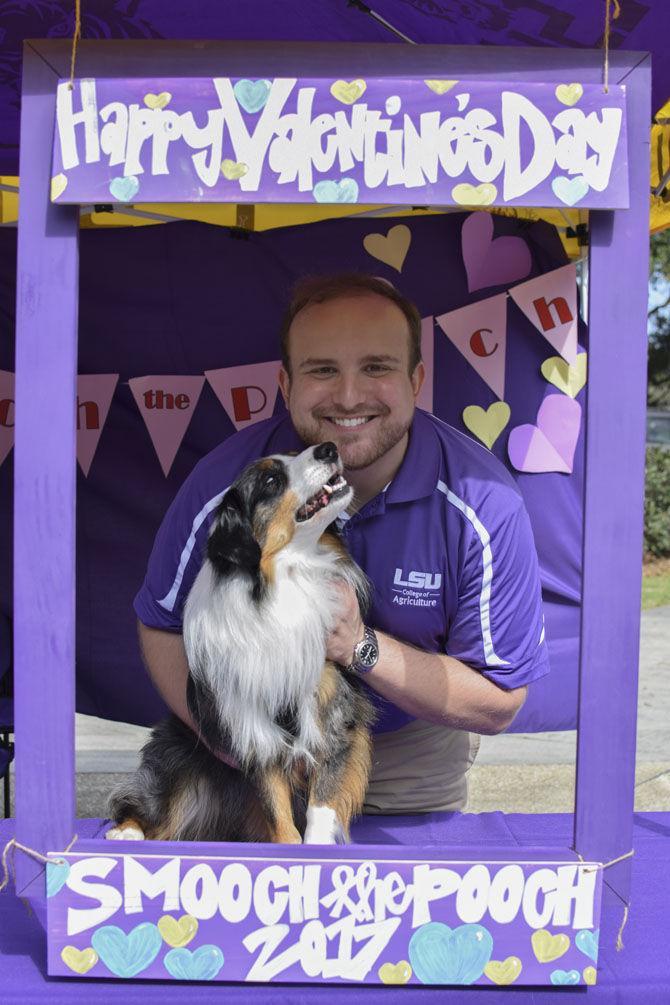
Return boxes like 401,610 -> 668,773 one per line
135,274 -> 549,815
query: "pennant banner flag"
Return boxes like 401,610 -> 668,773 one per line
509,263 -> 578,364
0,370 -> 14,468
416,316 -> 434,414
205,361 -> 280,432
436,294 -> 508,400
76,374 -> 119,476
129,375 -> 205,476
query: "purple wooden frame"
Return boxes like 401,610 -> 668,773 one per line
13,40 -> 651,909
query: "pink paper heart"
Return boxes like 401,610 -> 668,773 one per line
462,212 -> 532,292
508,395 -> 581,474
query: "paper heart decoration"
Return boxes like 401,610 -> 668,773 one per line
575,928 -> 599,962
531,929 -> 570,963
61,946 -> 99,975
552,176 -> 589,206
462,211 -> 531,292
508,395 -> 581,474
109,175 -> 140,203
144,91 -> 171,110
313,178 -> 359,203
583,965 -> 597,985
330,79 -> 367,104
462,402 -> 510,449
91,923 -> 162,978
409,922 -> 493,985
550,969 -> 581,985
233,79 -> 271,113
555,83 -> 583,106
452,183 -> 497,207
163,945 -> 225,980
425,80 -> 458,95
158,914 -> 198,948
221,159 -> 248,181
363,224 -> 411,272
46,858 -> 70,897
541,354 -> 587,398
378,960 -> 412,984
51,173 -> 67,201
484,956 -> 522,985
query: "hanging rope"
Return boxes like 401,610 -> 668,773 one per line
603,0 -> 622,94
68,0 -> 82,92
574,847 -> 633,950
0,834 -> 78,894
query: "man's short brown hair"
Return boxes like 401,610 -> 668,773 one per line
279,273 -> 422,375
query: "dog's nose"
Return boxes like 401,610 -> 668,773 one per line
313,442 -> 338,463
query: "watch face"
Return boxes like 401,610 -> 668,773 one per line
358,642 -> 378,667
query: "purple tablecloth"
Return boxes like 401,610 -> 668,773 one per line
1,813 -> 669,1003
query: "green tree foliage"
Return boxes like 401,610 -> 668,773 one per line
645,446 -> 670,557
648,231 -> 670,406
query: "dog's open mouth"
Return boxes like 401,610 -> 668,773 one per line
296,473 -> 349,522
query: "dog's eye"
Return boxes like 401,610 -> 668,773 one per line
264,474 -> 276,486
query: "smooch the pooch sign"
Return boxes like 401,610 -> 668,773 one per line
51,77 -> 628,209
47,849 -> 603,986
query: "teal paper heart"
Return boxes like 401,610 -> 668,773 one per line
46,859 -> 70,898
313,178 -> 359,204
164,945 -> 224,980
109,176 -> 140,202
550,969 -> 581,985
575,928 -> 599,962
551,175 -> 589,206
409,922 -> 493,985
233,79 -> 271,113
92,923 -> 162,978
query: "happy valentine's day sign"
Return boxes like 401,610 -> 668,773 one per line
47,849 -> 602,985
51,77 -> 628,209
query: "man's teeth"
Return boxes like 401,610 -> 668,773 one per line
330,417 -> 371,427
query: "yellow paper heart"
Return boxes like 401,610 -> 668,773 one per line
378,960 -> 412,984
158,914 -> 199,948
144,91 -> 172,110
425,79 -> 458,95
541,353 -> 587,398
484,956 -> 523,985
221,159 -> 249,181
583,966 -> 597,985
61,946 -> 98,974
330,79 -> 367,105
555,83 -> 583,107
462,402 -> 511,450
531,929 -> 570,963
51,173 -> 67,201
363,225 -> 411,272
452,183 -> 497,207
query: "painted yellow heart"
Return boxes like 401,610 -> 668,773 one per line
158,914 -> 199,948
144,91 -> 172,110
425,79 -> 458,95
221,159 -> 249,181
378,960 -> 412,984
330,79 -> 367,104
61,946 -> 98,974
541,353 -> 587,398
363,224 -> 411,272
51,173 -> 67,201
484,956 -> 523,985
462,402 -> 511,450
583,966 -> 597,985
452,182 -> 497,207
555,83 -> 583,107
531,929 -> 570,963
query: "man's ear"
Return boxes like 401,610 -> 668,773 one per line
278,366 -> 291,407
411,361 -> 425,400
207,489 -> 261,583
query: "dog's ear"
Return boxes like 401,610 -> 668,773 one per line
207,489 -> 262,583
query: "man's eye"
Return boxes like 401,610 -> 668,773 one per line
309,367 -> 336,377
365,364 -> 390,374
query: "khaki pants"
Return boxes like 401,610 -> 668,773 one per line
363,719 -> 481,814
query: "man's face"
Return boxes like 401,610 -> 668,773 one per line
278,293 -> 424,470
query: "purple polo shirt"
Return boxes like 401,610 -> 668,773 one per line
135,409 -> 549,733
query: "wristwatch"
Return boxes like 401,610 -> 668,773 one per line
348,626 -> 380,675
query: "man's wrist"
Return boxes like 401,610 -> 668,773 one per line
348,625 -> 380,674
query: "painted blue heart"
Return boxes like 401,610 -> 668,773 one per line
550,969 -> 581,985
91,923 -> 162,978
409,922 -> 493,985
313,178 -> 359,204
164,945 -> 224,980
233,79 -> 271,114
576,928 -> 599,962
46,859 -> 70,898
109,175 -> 140,202
551,175 -> 589,206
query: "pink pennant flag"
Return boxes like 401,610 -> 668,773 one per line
76,374 -> 119,476
129,375 -> 205,476
508,263 -> 578,364
416,316 -> 434,414
205,361 -> 280,432
436,294 -> 508,400
0,370 -> 14,468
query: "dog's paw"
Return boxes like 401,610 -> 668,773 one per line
303,805 -> 346,846
105,824 -> 145,841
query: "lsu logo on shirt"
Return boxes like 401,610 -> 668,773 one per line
392,567 -> 442,607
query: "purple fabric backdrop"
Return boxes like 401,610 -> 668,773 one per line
0,211 -> 585,732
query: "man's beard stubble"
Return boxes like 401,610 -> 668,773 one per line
291,408 -> 413,471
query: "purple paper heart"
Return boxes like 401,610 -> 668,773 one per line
508,394 -> 581,474
462,212 -> 532,292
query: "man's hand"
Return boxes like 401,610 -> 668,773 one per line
326,581 -> 365,666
